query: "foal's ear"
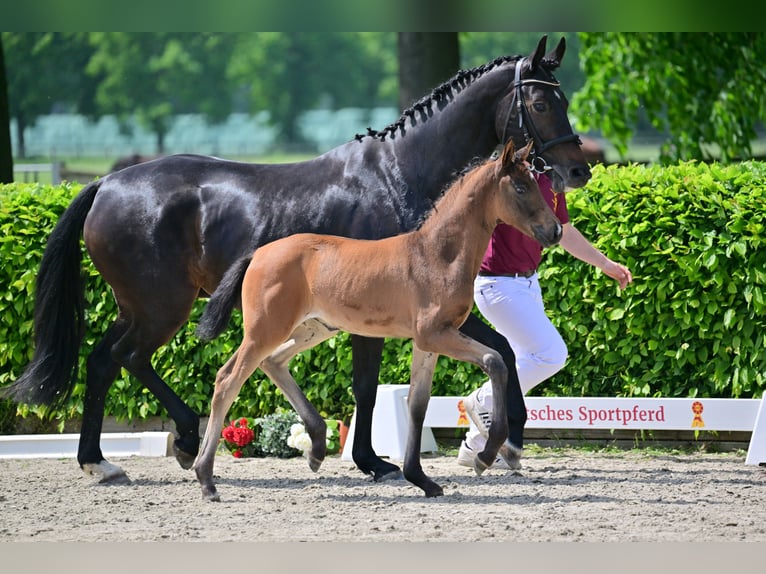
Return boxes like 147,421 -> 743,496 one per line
500,139 -> 516,168
513,140 -> 534,165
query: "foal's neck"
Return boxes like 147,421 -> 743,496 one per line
415,167 -> 498,275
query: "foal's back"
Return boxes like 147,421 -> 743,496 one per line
244,231 -> 435,342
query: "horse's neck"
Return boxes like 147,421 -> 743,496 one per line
393,67 -> 512,202
415,170 -> 496,277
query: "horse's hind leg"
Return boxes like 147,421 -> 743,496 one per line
78,321 -> 131,483
109,306 -> 201,470
350,335 -> 403,481
403,347 -> 443,498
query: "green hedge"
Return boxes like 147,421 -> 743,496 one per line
541,160 -> 766,399
1,161 -> 765,429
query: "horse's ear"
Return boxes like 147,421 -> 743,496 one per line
514,140 -> 534,165
528,35 -> 548,72
544,37 -> 566,69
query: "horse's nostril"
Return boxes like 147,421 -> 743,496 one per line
571,165 -> 592,182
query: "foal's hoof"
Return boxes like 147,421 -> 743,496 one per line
173,443 -> 197,470
307,454 -> 323,473
498,441 -> 523,471
201,487 -> 221,502
472,454 -> 492,477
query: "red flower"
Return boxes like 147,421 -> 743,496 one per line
239,418 -> 249,427
233,449 -> 243,458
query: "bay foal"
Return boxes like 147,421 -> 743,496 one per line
193,140 -> 562,499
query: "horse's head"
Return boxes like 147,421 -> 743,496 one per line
495,139 -> 562,247
496,35 -> 591,193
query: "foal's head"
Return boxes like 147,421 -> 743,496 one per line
493,139 -> 562,247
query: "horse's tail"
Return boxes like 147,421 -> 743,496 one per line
195,255 -> 251,341
1,180 -> 101,409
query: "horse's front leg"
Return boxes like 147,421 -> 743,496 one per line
350,335 -> 403,481
459,313 -> 525,469
403,346 -> 443,498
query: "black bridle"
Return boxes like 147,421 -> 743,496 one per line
501,58 -> 582,174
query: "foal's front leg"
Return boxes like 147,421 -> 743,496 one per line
420,329 -> 509,473
404,346 -> 443,497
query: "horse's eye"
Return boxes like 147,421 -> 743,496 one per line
532,102 -> 547,113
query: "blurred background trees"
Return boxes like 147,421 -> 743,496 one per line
1,32 -> 764,180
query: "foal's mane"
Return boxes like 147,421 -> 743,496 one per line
354,51 -> 563,144
415,154 -> 500,231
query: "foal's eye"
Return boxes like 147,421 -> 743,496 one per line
513,182 -> 528,194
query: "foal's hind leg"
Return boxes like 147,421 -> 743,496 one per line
260,320 -> 339,472
194,344 -> 263,501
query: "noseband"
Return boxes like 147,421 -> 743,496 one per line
501,58 -> 582,174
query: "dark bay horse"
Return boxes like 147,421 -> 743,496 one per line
194,140 -> 560,499
2,36 -> 590,485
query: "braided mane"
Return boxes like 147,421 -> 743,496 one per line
355,53 -> 560,143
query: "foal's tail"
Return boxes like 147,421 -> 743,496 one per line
1,180 -> 101,409
196,255 -> 252,341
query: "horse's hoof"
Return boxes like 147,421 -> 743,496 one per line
173,443 -> 197,470
370,459 -> 403,482
424,485 -> 444,498
498,442 -> 523,471
82,461 -> 131,484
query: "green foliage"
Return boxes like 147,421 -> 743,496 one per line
2,164 -> 766,431
255,410 -> 302,459
573,33 -> 766,163
540,161 -> 766,399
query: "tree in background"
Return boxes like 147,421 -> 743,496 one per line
0,37 -> 12,182
2,33 -> 95,158
228,33 -> 396,146
86,33 -> 238,154
573,33 -> 766,163
397,33 -> 459,112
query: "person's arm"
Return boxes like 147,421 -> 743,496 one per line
559,222 -> 633,289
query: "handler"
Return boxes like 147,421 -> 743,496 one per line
457,168 -> 633,469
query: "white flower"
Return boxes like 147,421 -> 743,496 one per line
293,432 -> 312,453
290,423 -> 306,437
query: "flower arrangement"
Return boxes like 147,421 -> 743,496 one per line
221,417 -> 262,458
220,410 -> 345,459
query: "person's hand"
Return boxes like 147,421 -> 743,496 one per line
603,260 -> 633,290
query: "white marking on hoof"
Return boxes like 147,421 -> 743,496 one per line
498,441 -> 523,470
82,461 -> 130,484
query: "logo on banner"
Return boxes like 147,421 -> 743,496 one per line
691,401 -> 705,428
456,399 -> 469,427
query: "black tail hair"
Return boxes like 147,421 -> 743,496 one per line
1,181 -> 101,409
196,255 -> 252,341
